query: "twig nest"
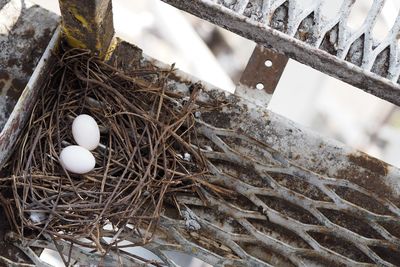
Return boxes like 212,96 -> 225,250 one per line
59,145 -> 95,174
3,49 -> 208,253
72,114 -> 100,150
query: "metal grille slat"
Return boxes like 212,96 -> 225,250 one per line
162,0 -> 400,105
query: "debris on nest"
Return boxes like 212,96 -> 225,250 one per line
0,48 -> 220,257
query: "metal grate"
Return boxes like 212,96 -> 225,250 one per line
162,0 -> 400,106
162,121 -> 400,266
137,42 -> 400,266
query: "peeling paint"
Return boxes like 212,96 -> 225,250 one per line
58,0 -> 114,58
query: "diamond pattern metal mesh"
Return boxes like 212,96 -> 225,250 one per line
153,120 -> 400,266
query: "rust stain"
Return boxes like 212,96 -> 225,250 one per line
21,27 -> 35,39
201,111 -> 233,129
0,71 -> 9,80
239,241 -> 295,266
185,230 -> 236,259
348,153 -> 388,176
59,0 -> 114,58
11,78 -> 26,92
7,58 -> 18,68
318,208 -> 382,239
336,152 -> 399,207
336,167 -> 386,198
379,221 -> 400,239
309,232 -> 374,263
21,62 -> 34,75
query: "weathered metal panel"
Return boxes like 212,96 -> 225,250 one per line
161,0 -> 400,106
0,0 -> 58,131
0,2 -> 59,262
0,27 -> 60,170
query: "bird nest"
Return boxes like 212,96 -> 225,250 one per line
0,49 -> 218,258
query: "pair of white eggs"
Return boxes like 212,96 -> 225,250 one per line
59,114 -> 100,174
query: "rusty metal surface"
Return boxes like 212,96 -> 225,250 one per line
0,0 -> 58,131
58,0 -> 114,58
161,0 -> 400,106
162,78 -> 400,267
237,45 -> 288,106
240,45 -> 288,94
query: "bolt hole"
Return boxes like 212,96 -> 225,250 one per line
265,60 -> 273,67
256,83 -> 264,90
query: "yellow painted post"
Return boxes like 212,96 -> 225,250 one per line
58,0 -> 114,58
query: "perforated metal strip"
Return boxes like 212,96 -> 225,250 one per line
161,0 -> 400,106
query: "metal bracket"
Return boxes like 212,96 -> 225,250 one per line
236,45 -> 288,106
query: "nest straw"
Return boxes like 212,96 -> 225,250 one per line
0,48 -> 211,256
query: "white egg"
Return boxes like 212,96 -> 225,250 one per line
59,145 -> 95,174
72,114 -> 100,150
